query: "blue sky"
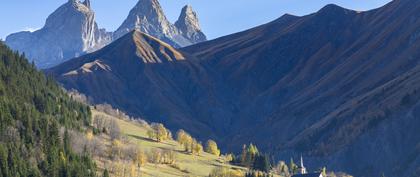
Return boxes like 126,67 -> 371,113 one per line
0,0 -> 391,40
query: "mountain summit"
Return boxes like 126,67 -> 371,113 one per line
5,0 -> 111,68
5,0 -> 206,68
114,0 -> 175,43
114,0 -> 206,47
48,30 -> 220,139
175,5 -> 207,43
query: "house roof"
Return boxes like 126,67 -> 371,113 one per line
291,173 -> 322,177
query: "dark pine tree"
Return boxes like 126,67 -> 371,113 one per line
253,154 -> 271,172
0,41 -> 96,177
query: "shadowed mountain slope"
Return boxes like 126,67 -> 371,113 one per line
184,1 -> 420,176
49,30 -> 234,140
51,0 -> 420,176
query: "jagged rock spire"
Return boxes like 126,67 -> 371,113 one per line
114,0 -> 174,38
114,0 -> 207,47
175,5 -> 207,43
176,5 -> 201,31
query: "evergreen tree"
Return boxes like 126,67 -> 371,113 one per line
252,154 -> 271,172
289,158 -> 298,175
0,144 -> 8,177
103,169 -> 110,177
0,41 -> 96,177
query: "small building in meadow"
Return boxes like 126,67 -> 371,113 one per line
291,156 -> 324,177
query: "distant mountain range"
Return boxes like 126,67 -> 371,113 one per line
35,0 -> 420,176
5,0 -> 206,68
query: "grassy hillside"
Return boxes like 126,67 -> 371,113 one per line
90,109 -> 246,177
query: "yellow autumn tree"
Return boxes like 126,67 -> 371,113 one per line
193,141 -> 203,155
176,129 -> 193,152
135,149 -> 148,167
148,123 -> 170,142
205,140 -> 221,156
176,129 -> 187,145
155,124 -> 168,142
130,162 -> 137,177
110,139 -> 122,159
86,129 -> 94,141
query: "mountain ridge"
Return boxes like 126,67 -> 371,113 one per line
114,0 -> 206,47
48,29 -> 225,141
5,0 -> 206,68
51,1 -> 420,176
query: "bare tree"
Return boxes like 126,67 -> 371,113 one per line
93,115 -> 107,132
109,119 -> 121,140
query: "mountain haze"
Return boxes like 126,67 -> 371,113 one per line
50,0 -> 420,176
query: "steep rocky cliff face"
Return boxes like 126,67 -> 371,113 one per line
114,0 -> 206,48
175,5 -> 207,45
6,0 -> 206,68
5,0 -> 111,68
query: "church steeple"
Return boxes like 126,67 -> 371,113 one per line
300,155 -> 307,174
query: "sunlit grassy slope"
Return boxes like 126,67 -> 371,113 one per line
91,110 -> 245,177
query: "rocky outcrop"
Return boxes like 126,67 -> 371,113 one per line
5,0 -> 111,68
175,5 -> 207,44
6,0 -> 206,68
114,0 -> 206,47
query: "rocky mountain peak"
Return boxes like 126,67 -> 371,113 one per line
175,5 -> 207,44
132,0 -> 167,22
5,0 -> 205,68
45,0 -> 93,29
5,0 -> 111,68
176,5 -> 201,32
114,0 -> 207,48
114,0 -> 174,40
